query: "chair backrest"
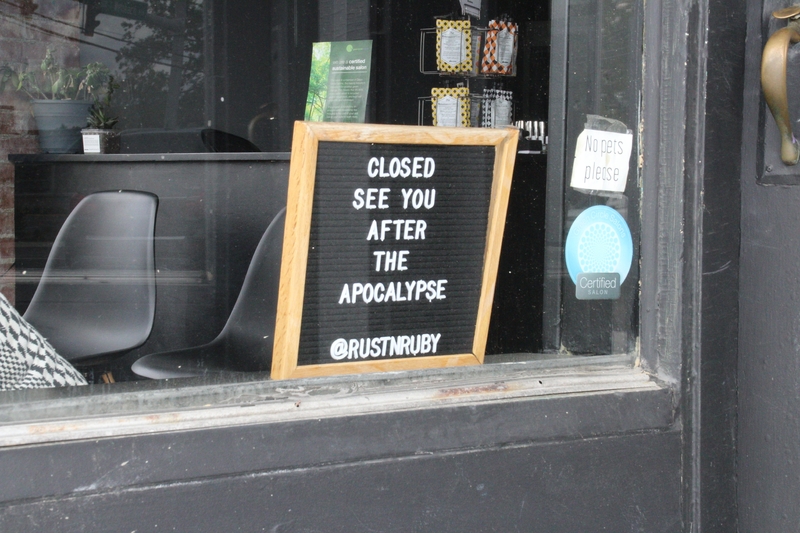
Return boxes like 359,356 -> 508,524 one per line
216,207 -> 285,372
23,191 -> 158,362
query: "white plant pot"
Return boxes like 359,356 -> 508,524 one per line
81,128 -> 120,154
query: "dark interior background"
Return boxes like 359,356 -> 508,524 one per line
68,0 -> 553,365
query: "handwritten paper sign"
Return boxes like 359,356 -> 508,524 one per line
569,128 -> 633,193
271,123 -> 518,380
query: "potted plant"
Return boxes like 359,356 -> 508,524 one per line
82,76 -> 120,154
1,49 -> 111,153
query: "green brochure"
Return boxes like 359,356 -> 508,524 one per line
305,40 -> 373,123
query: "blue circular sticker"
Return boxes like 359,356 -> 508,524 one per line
565,205 -> 633,284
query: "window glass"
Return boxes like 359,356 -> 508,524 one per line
0,0 -> 641,392
552,0 -> 642,355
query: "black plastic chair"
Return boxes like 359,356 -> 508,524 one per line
131,208 -> 285,379
23,191 -> 158,363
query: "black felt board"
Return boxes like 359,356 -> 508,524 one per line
297,142 -> 496,366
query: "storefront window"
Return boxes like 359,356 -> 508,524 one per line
0,0 -> 642,393
548,0 -> 642,355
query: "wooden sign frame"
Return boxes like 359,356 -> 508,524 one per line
271,122 -> 518,380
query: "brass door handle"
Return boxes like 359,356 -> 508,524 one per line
762,6 -> 800,165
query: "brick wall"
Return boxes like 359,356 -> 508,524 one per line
0,1 -> 81,302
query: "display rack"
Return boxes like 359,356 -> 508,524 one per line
417,19 -> 546,154
418,27 -> 517,78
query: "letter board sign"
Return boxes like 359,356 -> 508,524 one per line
271,122 -> 518,379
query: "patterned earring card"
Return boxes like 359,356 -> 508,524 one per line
481,20 -> 518,75
482,88 -> 513,127
432,87 -> 471,127
436,19 -> 473,73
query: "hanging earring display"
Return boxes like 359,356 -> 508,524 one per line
481,19 -> 518,75
436,19 -> 473,73
432,87 -> 471,127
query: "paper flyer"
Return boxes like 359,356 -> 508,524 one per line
305,40 -> 373,123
